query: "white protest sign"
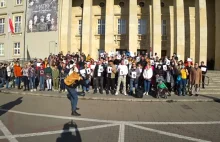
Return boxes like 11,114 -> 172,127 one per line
163,65 -> 167,71
98,72 -> 101,76
86,68 -> 91,74
201,67 -> 207,72
166,60 -> 170,65
120,70 -> 124,75
80,69 -> 86,74
155,62 -> 159,68
124,59 -> 128,65
108,67 -> 112,73
98,66 -> 103,72
150,60 -> 154,65
132,72 -> 137,79
90,65 -> 95,70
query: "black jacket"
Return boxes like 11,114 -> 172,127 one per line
0,67 -> 6,78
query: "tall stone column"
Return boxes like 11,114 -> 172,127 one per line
105,0 -> 114,53
82,0 -> 92,56
215,0 -> 220,70
129,0 -> 138,53
59,0 -> 72,54
169,6 -> 174,58
195,0 -> 207,64
152,0 -> 161,57
174,0 -> 185,60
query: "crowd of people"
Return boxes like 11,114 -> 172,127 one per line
0,51 -> 208,98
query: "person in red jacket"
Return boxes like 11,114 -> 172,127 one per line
14,62 -> 22,89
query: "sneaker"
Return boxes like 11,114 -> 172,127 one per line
115,92 -> 119,96
143,92 -> 146,96
71,111 -> 81,116
34,89 -> 37,91
146,92 -> 149,96
30,89 -> 33,92
124,93 -> 127,96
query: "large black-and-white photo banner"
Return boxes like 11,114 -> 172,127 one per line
27,0 -> 58,32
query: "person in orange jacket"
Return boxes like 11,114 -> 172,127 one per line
14,62 -> 22,89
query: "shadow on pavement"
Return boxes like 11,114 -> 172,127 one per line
56,121 -> 82,142
199,95 -> 220,103
0,97 -> 23,116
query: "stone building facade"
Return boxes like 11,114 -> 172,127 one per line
0,0 -> 220,69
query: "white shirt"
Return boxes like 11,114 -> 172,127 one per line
117,65 -> 128,75
143,67 -> 153,79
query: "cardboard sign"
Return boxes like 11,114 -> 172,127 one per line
187,58 -> 192,62
132,72 -> 137,79
163,65 -> 167,71
201,67 -> 207,72
86,68 -> 91,74
80,69 -> 86,74
108,67 -> 112,73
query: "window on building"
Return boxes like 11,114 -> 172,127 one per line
0,0 -> 6,7
16,0 -> 22,5
14,16 -> 22,33
162,20 -> 167,36
14,42 -> 20,55
118,19 -> 126,34
98,19 -> 105,35
79,20 -> 82,35
138,19 -> 146,35
0,43 -> 4,56
0,18 -> 5,34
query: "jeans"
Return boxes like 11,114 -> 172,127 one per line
116,76 -> 126,94
0,77 -> 5,88
39,76 -> 45,90
130,79 -> 138,94
16,77 -> 21,88
66,86 -> 78,111
60,79 -> 65,90
29,76 -> 36,90
82,79 -> 90,92
46,79 -> 52,90
176,80 -> 182,96
23,76 -> 29,90
181,79 -> 187,95
144,80 -> 151,93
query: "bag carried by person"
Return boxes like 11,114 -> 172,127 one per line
135,89 -> 143,98
64,72 -> 81,86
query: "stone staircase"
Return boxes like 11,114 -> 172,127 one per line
199,71 -> 220,95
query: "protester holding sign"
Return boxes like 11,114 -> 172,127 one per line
199,61 -> 207,89
143,63 -> 153,96
115,60 -> 128,96
93,60 -> 104,94
128,62 -> 141,95
106,60 -> 117,95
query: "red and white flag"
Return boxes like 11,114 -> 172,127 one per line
8,17 -> 14,34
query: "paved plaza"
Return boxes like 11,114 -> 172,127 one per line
0,93 -> 220,142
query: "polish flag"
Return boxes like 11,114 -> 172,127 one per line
8,17 -> 14,34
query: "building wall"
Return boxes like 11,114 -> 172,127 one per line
215,0 -> 220,70
0,1 -> 26,61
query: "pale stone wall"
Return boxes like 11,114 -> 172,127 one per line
215,0 -> 220,70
